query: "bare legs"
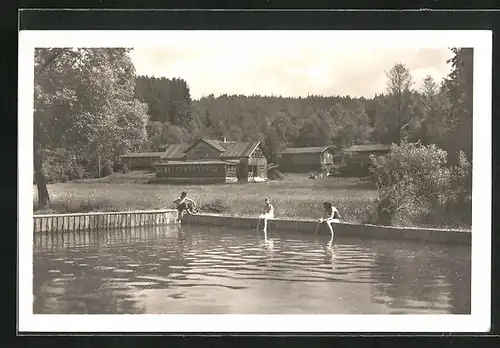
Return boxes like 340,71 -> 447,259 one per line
315,219 -> 335,244
325,220 -> 334,239
262,218 -> 268,234
313,219 -> 322,234
256,214 -> 269,233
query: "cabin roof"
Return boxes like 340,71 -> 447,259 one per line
126,139 -> 264,162
119,152 -> 165,158
164,139 -> 262,159
220,141 -> 260,158
160,143 -> 189,160
201,139 -> 227,152
155,160 -> 232,165
344,144 -> 391,153
280,146 -> 332,155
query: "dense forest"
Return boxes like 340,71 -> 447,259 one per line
33,47 -> 473,214
135,48 -> 472,166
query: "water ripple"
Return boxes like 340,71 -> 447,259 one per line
33,225 -> 471,315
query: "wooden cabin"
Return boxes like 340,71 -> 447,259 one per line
279,146 -> 335,173
118,152 -> 165,170
342,144 -> 391,176
154,138 -> 268,184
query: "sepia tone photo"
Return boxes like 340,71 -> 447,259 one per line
20,30 -> 491,332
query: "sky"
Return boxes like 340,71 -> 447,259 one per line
129,35 -> 454,100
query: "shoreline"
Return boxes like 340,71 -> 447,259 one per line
32,210 -> 471,245
32,208 -> 472,232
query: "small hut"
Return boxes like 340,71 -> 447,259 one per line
279,146 -> 335,173
342,144 -> 391,176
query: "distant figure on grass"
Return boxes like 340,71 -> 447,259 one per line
256,197 -> 274,234
173,191 -> 197,222
314,202 -> 340,243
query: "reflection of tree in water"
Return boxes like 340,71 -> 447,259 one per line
370,243 -> 471,314
33,226 -> 191,314
445,247 -> 471,314
33,252 -> 146,314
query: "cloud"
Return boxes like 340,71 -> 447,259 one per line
130,44 -> 453,99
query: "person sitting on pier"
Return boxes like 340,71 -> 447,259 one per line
314,201 -> 340,238
174,191 -> 197,221
256,197 -> 274,233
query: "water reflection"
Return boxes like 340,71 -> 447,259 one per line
369,242 -> 471,314
33,225 -> 471,314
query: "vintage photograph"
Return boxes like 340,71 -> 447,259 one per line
20,30 -> 491,332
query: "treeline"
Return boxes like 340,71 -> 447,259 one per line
34,47 -> 472,217
134,48 -> 472,165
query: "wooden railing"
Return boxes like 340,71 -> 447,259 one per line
33,209 -> 179,233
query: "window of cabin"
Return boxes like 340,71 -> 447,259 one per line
226,165 -> 236,174
205,165 -> 217,173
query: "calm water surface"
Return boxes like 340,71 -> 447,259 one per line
33,225 -> 471,314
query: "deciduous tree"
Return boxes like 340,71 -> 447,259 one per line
34,48 -> 148,208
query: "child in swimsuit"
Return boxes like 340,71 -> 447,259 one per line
314,201 -> 340,236
256,197 -> 274,233
173,191 -> 197,221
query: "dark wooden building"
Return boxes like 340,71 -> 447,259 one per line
154,138 -> 268,184
342,144 -> 391,176
279,146 -> 335,172
118,152 -> 165,170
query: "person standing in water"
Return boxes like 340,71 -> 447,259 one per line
173,191 -> 197,222
256,197 -> 274,233
314,201 -> 340,238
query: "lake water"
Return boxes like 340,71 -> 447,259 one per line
33,225 -> 471,314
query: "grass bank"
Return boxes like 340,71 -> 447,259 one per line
33,173 -> 378,224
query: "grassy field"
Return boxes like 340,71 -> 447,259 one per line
33,172 -> 378,223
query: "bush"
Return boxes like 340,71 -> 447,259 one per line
268,168 -> 284,180
101,162 -> 114,177
369,142 -> 471,228
42,148 -> 76,183
199,198 -> 231,214
73,164 -> 85,180
113,161 -> 129,173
